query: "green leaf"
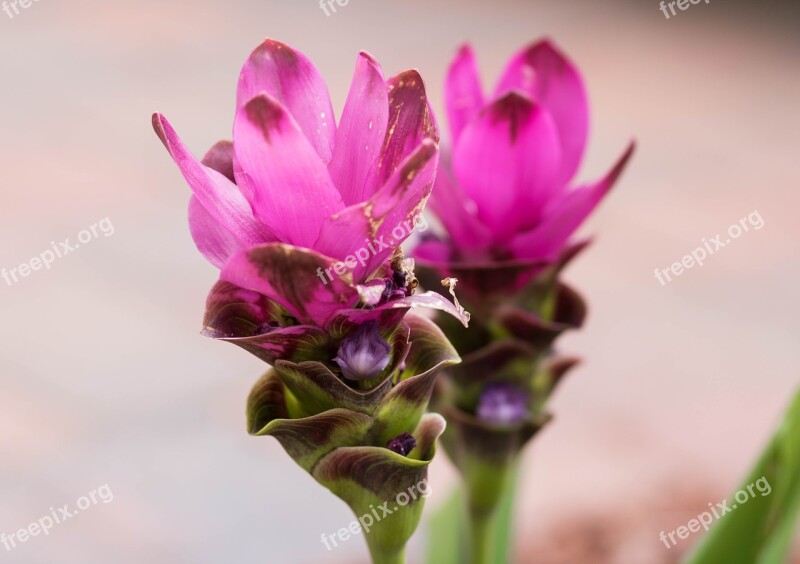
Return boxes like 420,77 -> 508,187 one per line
687,387 -> 800,564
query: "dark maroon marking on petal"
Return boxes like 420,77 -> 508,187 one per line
484,92 -> 536,144
244,95 -> 288,144
246,370 -> 289,435
314,446 -> 431,498
201,140 -> 235,182
263,409 -> 373,472
244,244 -> 356,323
374,70 -> 439,186
274,360 -> 395,415
203,280 -> 276,338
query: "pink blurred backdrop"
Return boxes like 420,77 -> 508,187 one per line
1,0 -> 798,562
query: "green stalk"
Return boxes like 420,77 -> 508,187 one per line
467,507 -> 497,564
367,545 -> 406,564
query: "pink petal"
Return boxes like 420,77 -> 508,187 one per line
427,163 -> 493,256
314,140 -> 439,282
494,40 -> 589,186
328,52 -> 389,206
220,243 -> 358,327
368,70 -> 439,192
510,142 -> 635,260
202,280 -> 330,365
188,196 -> 244,268
452,93 -> 562,241
237,39 -> 335,162
233,94 -> 344,247
445,44 -> 485,144
152,113 -> 272,248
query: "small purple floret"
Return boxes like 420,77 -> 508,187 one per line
386,432 -> 417,456
477,382 -> 530,425
333,322 -> 391,381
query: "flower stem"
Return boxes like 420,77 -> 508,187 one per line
467,508 -> 497,564
368,545 -> 406,564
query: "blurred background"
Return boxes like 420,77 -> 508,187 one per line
1,0 -> 798,562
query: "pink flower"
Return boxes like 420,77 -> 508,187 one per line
415,40 -> 635,295
153,39 -> 467,365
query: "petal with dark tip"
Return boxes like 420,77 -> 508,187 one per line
273,361 -> 393,417
445,44 -> 485,143
452,93 -> 562,241
315,139 -> 439,281
202,280 -> 332,364
312,444 -> 433,559
368,70 -> 439,191
254,402 -> 373,473
233,94 -> 344,247
236,38 -> 336,162
328,52 -> 389,206
220,243 -> 358,327
152,113 -> 273,248
496,283 -> 588,348
510,142 -> 635,261
494,40 -> 589,185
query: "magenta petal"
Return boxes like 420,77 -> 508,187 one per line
445,44 -> 485,144
328,52 -> 389,206
236,38 -> 335,162
220,243 -> 359,327
452,93 -> 562,241
188,196 -> 244,268
233,94 -> 344,247
152,113 -> 273,248
203,280 -> 331,364
368,70 -> 439,192
314,140 -> 439,281
427,164 -> 493,255
510,142 -> 635,260
494,40 -> 589,186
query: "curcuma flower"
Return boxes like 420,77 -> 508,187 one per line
152,38 -> 468,365
414,39 -> 635,307
410,41 -> 635,563
153,38 -> 467,564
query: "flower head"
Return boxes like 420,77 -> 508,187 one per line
153,38 -> 468,370
414,40 -> 634,300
